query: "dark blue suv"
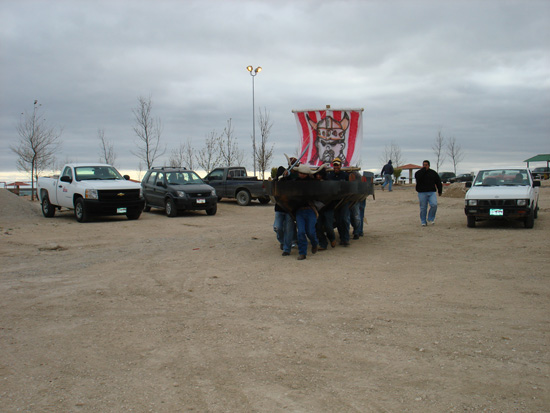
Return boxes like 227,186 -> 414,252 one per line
141,167 -> 217,217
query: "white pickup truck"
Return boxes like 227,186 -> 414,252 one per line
37,163 -> 145,222
464,168 -> 540,228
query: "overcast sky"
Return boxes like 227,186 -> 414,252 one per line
1,0 -> 549,181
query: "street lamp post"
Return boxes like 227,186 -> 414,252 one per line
246,65 -> 261,176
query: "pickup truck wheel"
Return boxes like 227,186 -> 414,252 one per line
236,190 -> 251,206
143,200 -> 151,212
165,198 -> 178,217
467,216 -> 476,228
206,204 -> 217,216
258,196 -> 270,205
41,194 -> 56,218
524,210 -> 535,229
126,209 -> 142,220
75,198 -> 88,223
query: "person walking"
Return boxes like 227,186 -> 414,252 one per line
381,160 -> 394,191
414,160 -> 443,226
288,164 -> 319,260
273,203 -> 295,256
327,158 -> 351,246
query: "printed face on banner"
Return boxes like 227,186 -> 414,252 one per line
308,114 -> 349,164
294,110 -> 362,167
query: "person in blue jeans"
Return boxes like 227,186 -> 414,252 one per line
291,164 -> 319,260
414,160 -> 443,226
273,203 -> 295,256
327,158 -> 351,246
381,160 -> 394,191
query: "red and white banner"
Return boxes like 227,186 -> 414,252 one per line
293,108 -> 363,167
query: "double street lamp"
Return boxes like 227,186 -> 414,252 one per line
247,65 -> 262,176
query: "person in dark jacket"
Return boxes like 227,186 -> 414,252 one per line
326,158 -> 351,246
287,164 -> 319,260
380,160 -> 394,191
415,160 -> 443,226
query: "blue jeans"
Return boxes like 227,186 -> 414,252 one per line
418,192 -> 437,224
296,208 -> 318,256
274,211 -> 295,253
335,203 -> 350,243
316,209 -> 336,248
352,199 -> 366,236
382,174 -> 393,191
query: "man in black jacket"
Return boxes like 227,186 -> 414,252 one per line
415,160 -> 443,226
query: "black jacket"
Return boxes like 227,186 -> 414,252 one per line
415,168 -> 443,195
381,162 -> 393,175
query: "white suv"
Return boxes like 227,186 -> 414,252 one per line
464,168 -> 540,228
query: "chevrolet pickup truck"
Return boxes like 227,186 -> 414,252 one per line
202,166 -> 269,206
37,163 -> 145,222
464,168 -> 540,228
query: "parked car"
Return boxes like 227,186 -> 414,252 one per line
37,163 -> 144,222
373,174 -> 384,185
464,168 -> 540,228
141,167 -> 217,217
438,172 -> 456,183
203,166 -> 269,206
449,173 -> 474,183
398,176 -> 407,184
532,167 -> 550,180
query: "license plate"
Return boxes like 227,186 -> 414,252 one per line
196,199 -> 205,204
490,209 -> 503,216
117,207 -> 127,214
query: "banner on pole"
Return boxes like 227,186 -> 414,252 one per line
293,108 -> 363,167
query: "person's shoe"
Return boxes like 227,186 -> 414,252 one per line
291,242 -> 298,248
353,234 -> 360,240
342,241 -> 350,247
428,220 -> 435,225
282,251 -> 290,256
297,255 -> 306,260
421,223 -> 427,227
318,247 -> 327,251
330,240 -> 337,248
311,245 -> 318,254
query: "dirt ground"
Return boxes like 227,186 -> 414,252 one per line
1,183 -> 549,412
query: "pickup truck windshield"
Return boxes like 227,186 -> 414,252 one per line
166,171 -> 204,185
75,166 -> 124,181
473,169 -> 529,186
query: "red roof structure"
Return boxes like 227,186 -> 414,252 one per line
397,164 -> 422,184
6,181 -> 30,187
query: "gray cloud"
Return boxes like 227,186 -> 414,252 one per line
1,0 -> 549,180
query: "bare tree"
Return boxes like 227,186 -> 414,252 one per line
196,130 -> 221,174
432,129 -> 446,172
256,108 -> 274,180
218,118 -> 244,167
11,100 -> 62,200
447,136 -> 464,174
131,95 -> 165,169
169,139 -> 195,169
98,128 -> 117,166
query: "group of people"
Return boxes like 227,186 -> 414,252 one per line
275,158 -> 444,259
273,157 -> 366,261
